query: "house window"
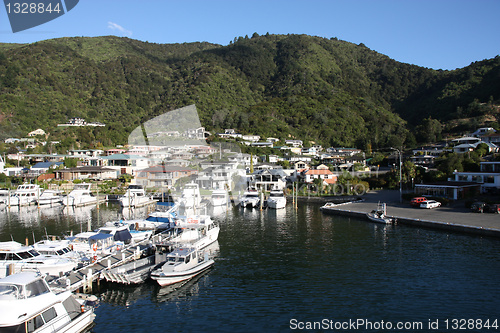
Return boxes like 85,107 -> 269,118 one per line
458,175 -> 468,181
485,176 -> 495,184
471,175 -> 483,183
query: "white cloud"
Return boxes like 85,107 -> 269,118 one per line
107,21 -> 132,37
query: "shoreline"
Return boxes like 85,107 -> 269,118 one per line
315,190 -> 500,238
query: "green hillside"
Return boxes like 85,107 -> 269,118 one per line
0,34 -> 498,151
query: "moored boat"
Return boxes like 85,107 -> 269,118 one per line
150,241 -> 218,287
239,190 -> 260,208
210,189 -> 229,207
366,202 -> 394,224
119,185 -> 155,208
62,183 -> 98,207
266,190 -> 287,209
6,183 -> 40,206
37,189 -> 64,205
0,241 -> 77,278
0,271 -> 96,333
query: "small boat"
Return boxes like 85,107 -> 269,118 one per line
6,183 -> 40,206
0,271 -> 96,333
150,243 -> 217,287
210,189 -> 229,207
239,190 -> 260,208
119,185 -> 155,208
266,190 -> 287,209
0,241 -> 78,278
37,189 -> 64,205
366,202 -> 394,224
62,183 -> 98,207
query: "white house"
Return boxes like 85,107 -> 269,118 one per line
28,129 -> 45,137
454,161 -> 500,194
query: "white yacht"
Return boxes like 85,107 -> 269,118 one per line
0,272 -> 96,333
211,189 -> 229,207
168,215 -> 220,250
99,221 -> 153,244
266,190 -> 287,209
6,183 -> 40,206
37,189 -> 64,205
178,183 -> 202,210
119,185 -> 154,208
239,190 -> 260,208
0,241 -> 77,278
62,183 -> 98,207
150,241 -> 218,287
33,237 -> 89,266
67,232 -> 117,258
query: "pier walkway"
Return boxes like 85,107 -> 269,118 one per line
319,190 -> 500,238
48,231 -> 173,293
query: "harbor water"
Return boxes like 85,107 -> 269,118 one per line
1,202 -> 499,332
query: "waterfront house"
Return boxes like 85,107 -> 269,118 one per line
454,161 -> 500,194
135,165 -> 197,189
302,169 -> 337,184
54,166 -> 118,181
101,154 -> 150,176
249,168 -> 288,191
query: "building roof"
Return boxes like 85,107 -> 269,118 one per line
32,161 -> 63,169
304,169 -> 333,175
102,154 -> 145,160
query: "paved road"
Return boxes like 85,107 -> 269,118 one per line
334,190 -> 500,232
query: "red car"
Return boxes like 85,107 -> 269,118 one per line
410,197 -> 427,207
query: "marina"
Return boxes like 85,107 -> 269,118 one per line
0,197 -> 499,332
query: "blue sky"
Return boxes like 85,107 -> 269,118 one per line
1,0 -> 499,70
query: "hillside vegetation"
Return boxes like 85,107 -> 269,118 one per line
0,34 -> 498,151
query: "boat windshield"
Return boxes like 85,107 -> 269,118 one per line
0,284 -> 22,300
168,256 -> 185,263
247,194 -> 258,198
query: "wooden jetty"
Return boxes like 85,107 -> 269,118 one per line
48,232 -> 172,293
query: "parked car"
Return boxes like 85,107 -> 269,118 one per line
485,203 -> 500,214
420,200 -> 441,209
470,201 -> 487,213
410,197 -> 427,207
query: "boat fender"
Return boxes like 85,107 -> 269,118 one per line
81,305 -> 85,313
92,243 -> 98,252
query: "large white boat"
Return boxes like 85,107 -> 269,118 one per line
150,241 -> 218,287
62,183 -> 98,207
239,190 -> 260,208
37,189 -> 64,205
67,232 -> 117,258
266,190 -> 287,209
99,221 -> 154,244
211,189 -> 229,207
0,241 -> 77,278
0,272 -> 96,333
6,183 -> 40,206
119,185 -> 154,208
33,237 -> 90,266
168,215 -> 220,250
178,183 -> 202,211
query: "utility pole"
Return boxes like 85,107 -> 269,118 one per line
390,147 -> 402,203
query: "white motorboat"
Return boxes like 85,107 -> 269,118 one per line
37,189 -> 64,205
0,271 -> 96,333
366,202 -> 394,224
62,183 -> 98,207
266,190 -> 287,209
120,185 -> 154,208
150,242 -> 218,287
99,221 -> 153,244
178,182 -> 202,210
67,232 -> 118,258
6,183 -> 40,206
239,190 -> 260,208
33,236 -> 90,266
0,241 -> 77,278
167,215 -> 220,250
210,189 -> 229,207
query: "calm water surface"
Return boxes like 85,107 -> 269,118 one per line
1,202 -> 499,332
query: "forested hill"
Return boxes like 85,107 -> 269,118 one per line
0,33 -> 498,151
